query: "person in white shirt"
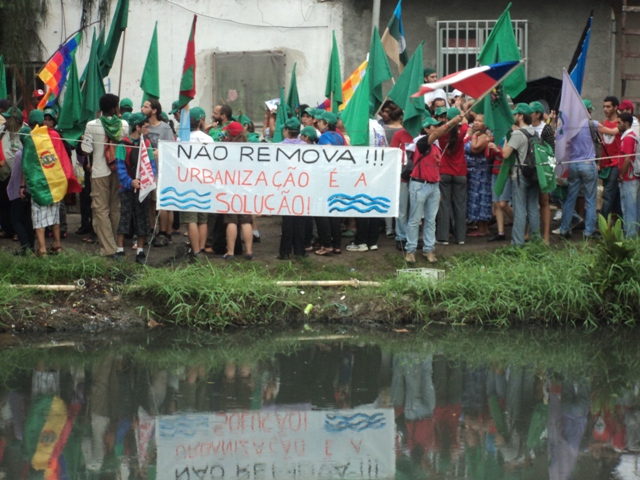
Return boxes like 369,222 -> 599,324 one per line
81,94 -> 129,256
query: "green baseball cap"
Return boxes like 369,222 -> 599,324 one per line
121,112 -> 131,122
285,117 -> 301,130
300,126 -> 318,142
434,106 -> 447,117
320,111 -> 338,126
128,112 -> 148,128
119,98 -> 133,109
233,114 -> 252,126
422,117 -> 442,128
529,101 -> 545,114
512,103 -> 533,116
583,99 -> 593,111
423,67 -> 436,78
1,107 -> 21,119
302,107 -> 315,117
190,106 -> 206,121
311,109 -> 325,119
170,101 -> 181,115
446,107 -> 461,120
43,107 -> 58,120
28,109 -> 44,125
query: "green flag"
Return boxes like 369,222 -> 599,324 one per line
342,70 -> 370,146
386,43 -> 425,137
58,56 -> 83,146
475,49 -> 513,147
368,26 -> 393,112
81,29 -> 106,125
81,29 -> 104,84
286,63 -> 300,118
140,22 -> 160,106
99,0 -> 129,78
324,31 -> 343,112
0,55 -> 7,100
272,86 -> 287,143
477,2 -> 526,97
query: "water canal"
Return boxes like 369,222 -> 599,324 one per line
0,327 -> 637,479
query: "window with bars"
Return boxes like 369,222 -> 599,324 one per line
437,20 -> 528,78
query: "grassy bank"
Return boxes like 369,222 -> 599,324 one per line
1,228 -> 639,329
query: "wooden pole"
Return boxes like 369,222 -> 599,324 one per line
117,29 -> 127,97
9,285 -> 83,291
276,280 -> 381,287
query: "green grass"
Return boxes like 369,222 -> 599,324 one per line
1,237 -> 639,329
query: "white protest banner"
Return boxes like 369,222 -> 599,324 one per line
156,409 -> 395,479
156,142 -> 401,217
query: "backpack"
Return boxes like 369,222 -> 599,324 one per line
105,136 -> 118,172
515,129 -> 539,180
515,129 -> 557,194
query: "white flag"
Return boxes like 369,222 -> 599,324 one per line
137,135 -> 156,202
555,68 -> 591,165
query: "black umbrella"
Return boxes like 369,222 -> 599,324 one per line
512,76 -> 562,112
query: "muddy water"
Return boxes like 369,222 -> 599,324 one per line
0,328 -> 638,479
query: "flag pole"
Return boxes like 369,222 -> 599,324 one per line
118,29 -> 127,97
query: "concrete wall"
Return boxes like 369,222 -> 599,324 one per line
342,0 -> 624,121
40,0 -> 345,120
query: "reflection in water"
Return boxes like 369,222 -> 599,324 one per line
0,331 -> 639,479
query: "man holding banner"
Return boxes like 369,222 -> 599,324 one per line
114,113 -> 157,264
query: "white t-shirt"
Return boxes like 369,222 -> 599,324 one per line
82,118 -> 129,179
190,130 -> 212,143
369,119 -> 388,147
632,116 -> 640,137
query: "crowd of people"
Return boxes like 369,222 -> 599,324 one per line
1,69 -> 639,265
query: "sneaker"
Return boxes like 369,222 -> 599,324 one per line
404,252 -> 416,263
369,245 -> 378,251
396,240 -> 407,251
488,233 -> 507,242
552,228 -> 561,235
423,251 -> 437,263
346,243 -> 368,252
253,234 -> 261,243
135,252 -> 146,265
114,251 -> 126,261
435,240 -> 449,245
457,241 -> 465,245
553,209 -> 563,221
385,231 -> 395,239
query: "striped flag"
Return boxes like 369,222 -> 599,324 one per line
22,126 -> 81,206
568,12 -> 593,94
37,32 -> 82,109
178,15 -> 197,109
412,61 -> 523,100
340,59 -> 368,110
137,135 -> 156,202
381,0 -> 409,72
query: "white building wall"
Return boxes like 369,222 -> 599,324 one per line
42,0 -> 345,120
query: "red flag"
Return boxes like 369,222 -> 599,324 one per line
178,15 -> 197,109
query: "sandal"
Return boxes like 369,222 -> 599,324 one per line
203,246 -> 215,254
83,237 -> 98,245
48,245 -> 63,254
315,246 -> 331,256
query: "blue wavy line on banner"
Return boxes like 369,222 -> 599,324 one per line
160,202 -> 209,211
327,193 -> 390,204
160,187 -> 211,197
160,195 -> 211,205
329,198 -> 391,208
324,413 -> 386,432
158,416 -> 210,438
329,206 -> 389,214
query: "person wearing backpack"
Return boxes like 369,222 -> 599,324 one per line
617,112 -> 640,238
500,103 -> 540,246
556,102 -> 619,240
81,94 -> 129,257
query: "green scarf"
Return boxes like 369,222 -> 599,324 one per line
99,115 -> 123,141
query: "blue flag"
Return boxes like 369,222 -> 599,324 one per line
568,12 -> 593,94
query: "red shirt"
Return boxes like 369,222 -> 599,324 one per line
487,146 -> 503,175
620,130 -> 638,182
601,119 -> 622,168
411,143 -> 441,183
391,128 -> 416,183
439,124 -> 469,176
